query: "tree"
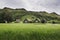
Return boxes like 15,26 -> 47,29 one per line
0,12 -> 5,23
3,8 -> 13,23
41,19 -> 47,23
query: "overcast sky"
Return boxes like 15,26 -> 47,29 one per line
0,0 -> 60,14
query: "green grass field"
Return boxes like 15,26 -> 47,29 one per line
0,23 -> 60,40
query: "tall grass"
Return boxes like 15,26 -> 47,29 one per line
0,23 -> 60,40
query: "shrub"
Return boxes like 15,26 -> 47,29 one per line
41,19 -> 47,23
52,21 -> 56,24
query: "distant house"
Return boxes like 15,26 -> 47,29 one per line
23,18 -> 41,23
33,19 -> 40,23
5,20 -> 7,23
15,19 -> 20,23
23,19 -> 29,23
23,18 -> 34,23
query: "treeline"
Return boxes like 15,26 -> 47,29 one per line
0,7 -> 60,23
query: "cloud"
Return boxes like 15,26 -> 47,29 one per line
0,0 -> 6,8
26,0 -> 60,14
0,0 -> 60,14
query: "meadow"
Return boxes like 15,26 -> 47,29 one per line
0,23 -> 60,40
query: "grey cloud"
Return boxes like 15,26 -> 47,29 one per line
0,0 -> 60,14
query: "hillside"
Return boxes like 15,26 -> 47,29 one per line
0,7 -> 60,23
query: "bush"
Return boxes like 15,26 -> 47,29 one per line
41,19 -> 47,23
52,21 -> 56,24
52,20 -> 60,24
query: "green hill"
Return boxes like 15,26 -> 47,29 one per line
0,7 -> 60,23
